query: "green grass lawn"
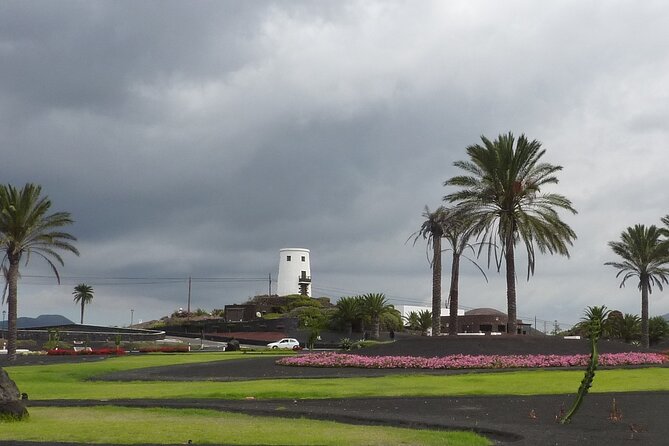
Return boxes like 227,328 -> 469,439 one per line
0,406 -> 488,445
7,354 -> 669,401
4,352 -> 667,445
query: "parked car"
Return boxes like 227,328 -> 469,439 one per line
267,338 -> 301,350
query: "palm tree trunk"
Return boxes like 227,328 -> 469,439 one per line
371,316 -> 380,340
6,257 -> 20,361
448,253 -> 461,335
505,239 -> 518,335
80,302 -> 85,324
431,235 -> 442,336
346,321 -> 352,338
641,276 -> 649,348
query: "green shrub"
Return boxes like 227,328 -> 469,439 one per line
43,341 -> 72,350
146,321 -> 166,329
351,340 -> 392,349
339,338 -> 352,350
16,340 -> 38,350
649,316 -> 669,345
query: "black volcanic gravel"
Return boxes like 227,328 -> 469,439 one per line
6,335 -> 669,445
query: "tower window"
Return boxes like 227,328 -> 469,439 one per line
286,256 -> 291,261
301,256 -> 306,262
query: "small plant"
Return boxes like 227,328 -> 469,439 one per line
307,330 -> 319,350
43,329 -> 61,350
339,338 -> 352,351
608,398 -> 622,423
559,305 -> 610,424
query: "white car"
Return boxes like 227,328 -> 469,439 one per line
267,338 -> 300,350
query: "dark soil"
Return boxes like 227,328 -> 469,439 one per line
7,335 -> 669,445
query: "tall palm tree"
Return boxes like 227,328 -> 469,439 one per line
0,183 -> 79,360
360,293 -> 395,340
444,133 -> 577,335
332,296 -> 360,337
410,206 -> 446,335
441,207 -> 487,335
605,224 -> 669,348
72,283 -> 94,324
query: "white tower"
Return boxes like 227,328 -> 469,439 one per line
276,248 -> 311,296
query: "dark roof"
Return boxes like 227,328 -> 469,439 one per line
464,308 -> 507,316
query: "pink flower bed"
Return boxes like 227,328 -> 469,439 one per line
276,352 -> 667,369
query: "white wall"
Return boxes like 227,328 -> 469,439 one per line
396,305 -> 465,319
276,248 -> 311,296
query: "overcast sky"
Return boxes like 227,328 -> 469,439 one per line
1,1 -> 668,329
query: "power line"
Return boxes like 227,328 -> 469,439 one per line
22,275 -> 267,282
18,275 -> 576,328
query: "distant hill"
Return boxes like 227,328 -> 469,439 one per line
663,313 -> 669,322
0,314 -> 75,329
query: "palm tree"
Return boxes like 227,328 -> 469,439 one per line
360,293 -> 395,340
72,283 -> 94,324
416,310 -> 432,336
444,133 -> 577,334
441,207 -> 487,335
410,206 -> 446,335
0,183 -> 79,360
649,315 -> 669,345
332,296 -> 361,337
403,311 -> 420,331
610,313 -> 641,343
661,214 -> 669,235
605,224 -> 669,348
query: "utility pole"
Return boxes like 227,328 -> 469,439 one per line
187,276 -> 192,314
130,309 -> 134,327
268,273 -> 272,297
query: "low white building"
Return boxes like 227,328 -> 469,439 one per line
396,305 -> 465,319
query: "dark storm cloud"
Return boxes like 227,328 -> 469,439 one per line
1,1 -> 668,326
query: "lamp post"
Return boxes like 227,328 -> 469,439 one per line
130,309 -> 134,327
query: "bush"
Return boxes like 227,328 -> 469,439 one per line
351,340 -> 392,349
283,295 -> 322,312
138,345 -> 189,353
47,348 -> 126,356
226,339 -> 240,351
146,321 -> 166,329
43,340 -> 73,351
339,338 -> 352,351
649,316 -> 669,345
15,340 -> 38,350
